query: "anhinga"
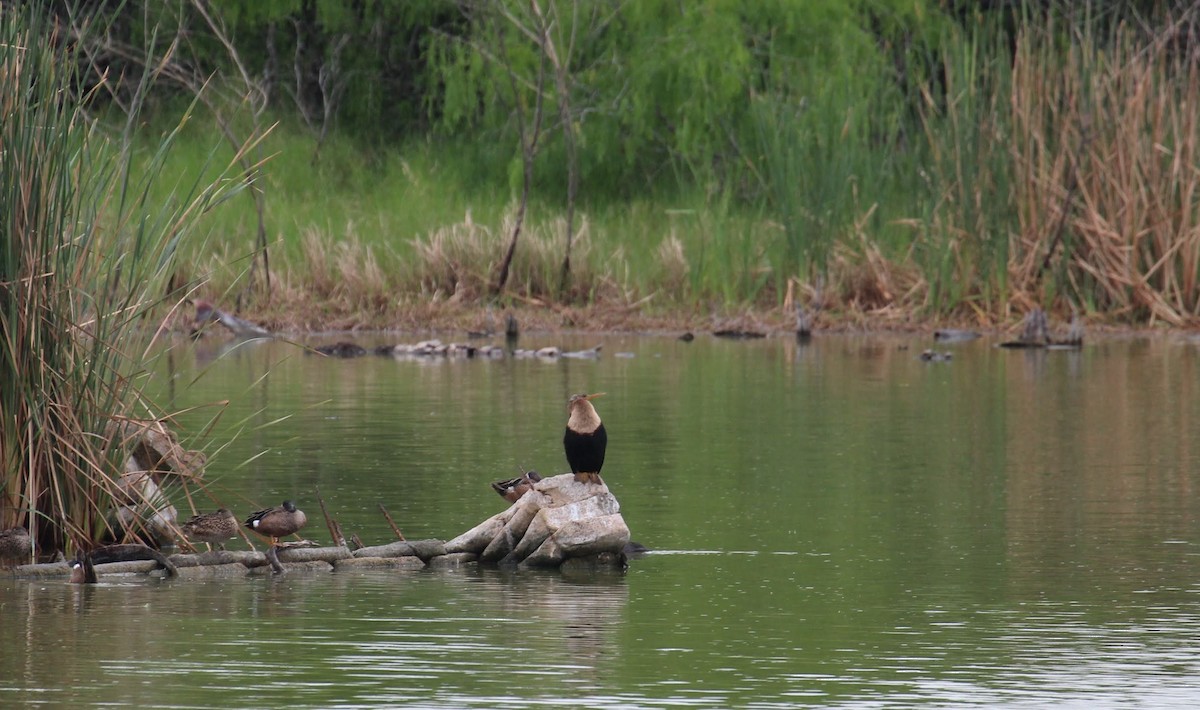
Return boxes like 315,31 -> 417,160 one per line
564,393 -> 607,484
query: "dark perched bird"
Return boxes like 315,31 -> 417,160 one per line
0,527 -> 32,567
244,501 -> 307,545
491,471 -> 543,503
564,393 -> 607,484
181,508 -> 240,550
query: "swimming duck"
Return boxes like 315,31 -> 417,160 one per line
181,508 -> 240,550
491,471 -> 543,503
69,555 -> 97,584
0,527 -> 32,567
244,501 -> 308,545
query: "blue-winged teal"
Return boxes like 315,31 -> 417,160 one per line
181,508 -> 239,549
244,501 -> 307,545
491,471 -> 543,503
0,527 -> 32,567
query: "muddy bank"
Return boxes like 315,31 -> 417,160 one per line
180,296 -> 1177,344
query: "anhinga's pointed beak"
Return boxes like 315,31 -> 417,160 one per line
584,392 -> 606,400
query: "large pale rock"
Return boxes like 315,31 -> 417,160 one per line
448,473 -> 630,568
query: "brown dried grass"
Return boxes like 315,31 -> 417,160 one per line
1009,15 -> 1200,325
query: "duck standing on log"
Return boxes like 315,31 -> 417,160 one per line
564,393 -> 607,485
182,508 -> 240,550
244,501 -> 307,546
0,527 -> 32,567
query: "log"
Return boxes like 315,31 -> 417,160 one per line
333,556 -> 425,571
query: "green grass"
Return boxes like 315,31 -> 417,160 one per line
136,112 -> 786,309
135,4 -> 1200,327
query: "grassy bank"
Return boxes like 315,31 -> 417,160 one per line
146,5 -> 1200,333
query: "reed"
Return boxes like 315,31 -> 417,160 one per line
0,6 -> 247,556
1007,10 -> 1200,323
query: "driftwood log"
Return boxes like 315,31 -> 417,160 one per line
446,473 -> 630,568
4,476 -> 634,580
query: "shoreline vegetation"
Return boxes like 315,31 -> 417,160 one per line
8,1 -> 1200,558
139,0 -> 1200,334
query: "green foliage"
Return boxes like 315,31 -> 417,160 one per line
97,0 -> 1200,321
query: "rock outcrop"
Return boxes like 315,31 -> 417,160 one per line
446,473 -> 630,568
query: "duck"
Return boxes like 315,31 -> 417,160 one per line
244,501 -> 308,545
69,555 -> 97,584
181,508 -> 240,550
69,544 -> 178,582
0,527 -> 32,567
491,471 -> 543,503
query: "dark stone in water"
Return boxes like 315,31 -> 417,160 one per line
934,329 -> 981,342
313,342 -> 367,358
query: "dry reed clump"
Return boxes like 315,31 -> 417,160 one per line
655,234 -> 691,299
297,227 -> 393,313
828,229 -> 927,317
1008,16 -> 1200,324
406,210 -> 619,303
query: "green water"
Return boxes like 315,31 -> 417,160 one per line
5,333 -> 1200,707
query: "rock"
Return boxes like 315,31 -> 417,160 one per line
449,473 -> 630,569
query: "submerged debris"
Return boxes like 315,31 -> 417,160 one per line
796,304 -> 813,341
933,329 -> 981,342
1000,308 -> 1084,349
191,299 -> 272,340
312,341 -> 367,358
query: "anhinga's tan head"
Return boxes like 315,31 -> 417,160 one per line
567,392 -> 604,433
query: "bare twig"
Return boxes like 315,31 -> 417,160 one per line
315,488 -> 346,548
377,503 -> 406,541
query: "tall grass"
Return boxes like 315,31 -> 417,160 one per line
1006,11 -> 1200,323
0,6 -> 247,556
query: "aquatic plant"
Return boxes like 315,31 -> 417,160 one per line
0,5 -> 250,556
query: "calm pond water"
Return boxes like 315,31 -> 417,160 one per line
5,331 -> 1200,707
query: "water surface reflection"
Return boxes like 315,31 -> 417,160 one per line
4,333 -> 1200,707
